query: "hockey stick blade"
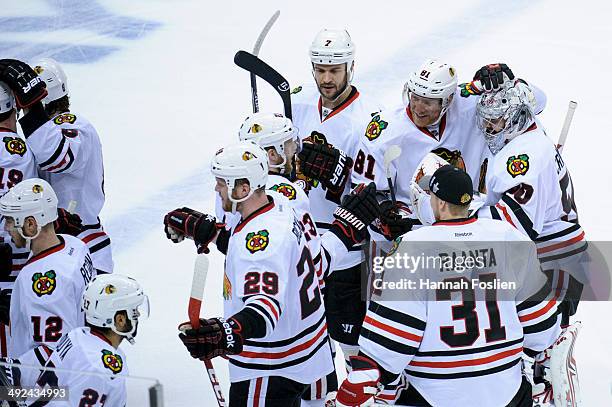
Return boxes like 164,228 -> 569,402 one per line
234,50 -> 292,119
250,10 -> 280,113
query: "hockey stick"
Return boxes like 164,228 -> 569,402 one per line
383,145 -> 402,204
250,10 -> 280,113
556,101 -> 577,153
188,254 -> 227,407
234,50 -> 292,119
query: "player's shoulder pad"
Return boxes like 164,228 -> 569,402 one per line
290,84 -> 318,105
493,128 -> 553,181
360,105 -> 406,144
237,203 -> 298,257
78,328 -> 127,375
1,135 -> 28,157
52,113 -> 78,126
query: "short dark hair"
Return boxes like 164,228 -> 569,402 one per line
0,108 -> 15,123
44,95 -> 70,117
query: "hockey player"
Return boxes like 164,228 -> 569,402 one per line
291,28 -> 383,369
0,178 -> 95,357
172,141 -> 379,406
335,165 -> 562,407
0,273 -> 148,406
0,58 -> 112,274
351,61 -> 547,241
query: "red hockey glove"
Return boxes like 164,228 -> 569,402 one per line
163,207 -> 224,254
298,142 -> 353,192
335,356 -> 381,407
54,208 -> 83,236
178,317 -> 244,360
0,59 -> 47,108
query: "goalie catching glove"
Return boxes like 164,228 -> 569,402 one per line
298,142 -> 353,192
330,183 -> 380,248
0,59 -> 47,108
163,207 -> 225,254
334,356 -> 381,407
178,317 -> 244,360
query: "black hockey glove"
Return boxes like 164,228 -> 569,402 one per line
0,289 -> 11,325
378,200 -> 418,240
330,183 -> 380,248
178,317 -> 244,360
54,208 -> 83,236
0,59 -> 47,108
0,243 -> 11,280
163,207 -> 225,254
473,63 -> 515,92
298,142 -> 353,192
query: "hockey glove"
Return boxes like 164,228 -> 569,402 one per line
54,208 -> 83,236
330,183 -> 380,248
298,142 -> 353,192
378,200 -> 417,240
163,207 -> 224,254
335,356 -> 381,407
0,59 -> 47,108
473,63 -> 515,92
0,289 -> 11,325
178,317 -> 244,360
0,243 -> 11,280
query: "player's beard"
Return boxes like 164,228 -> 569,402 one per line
318,77 -> 348,104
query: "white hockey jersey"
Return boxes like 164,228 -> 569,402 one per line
359,217 -> 560,407
352,86 -> 546,205
9,235 -> 95,357
224,197 -> 334,383
25,112 -> 113,273
292,85 -> 382,269
11,327 -> 127,407
0,129 -> 38,286
477,124 -> 586,266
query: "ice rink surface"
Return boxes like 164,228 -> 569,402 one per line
2,0 -> 611,405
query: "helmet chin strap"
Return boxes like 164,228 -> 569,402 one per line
17,225 -> 41,251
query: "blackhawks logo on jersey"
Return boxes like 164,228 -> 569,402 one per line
506,154 -> 530,178
245,230 -> 269,254
101,350 -> 123,374
223,272 -> 232,300
53,113 -> 77,125
269,183 -> 296,200
2,136 -> 27,156
32,271 -> 57,297
364,114 -> 388,141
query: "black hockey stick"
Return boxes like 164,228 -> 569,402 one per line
234,50 -> 292,119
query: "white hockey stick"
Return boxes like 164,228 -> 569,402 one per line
67,200 -> 77,214
383,145 -> 402,204
188,255 -> 227,407
250,10 -> 280,113
556,101 -> 577,154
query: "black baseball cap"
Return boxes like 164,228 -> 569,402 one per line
429,165 -> 473,205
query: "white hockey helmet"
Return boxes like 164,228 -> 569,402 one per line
476,80 -> 537,154
403,59 -> 458,125
0,81 -> 15,114
82,274 -> 149,344
33,58 -> 68,104
310,29 -> 355,82
0,178 -> 58,241
211,140 -> 268,211
238,112 -> 300,173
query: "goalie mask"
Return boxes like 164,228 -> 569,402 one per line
238,112 -> 300,174
476,80 -> 536,155
211,140 -> 269,212
403,59 -> 458,126
82,274 -> 149,345
0,178 -> 58,243
33,58 -> 69,105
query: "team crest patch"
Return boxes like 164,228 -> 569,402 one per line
32,271 -> 56,297
3,137 -> 27,156
506,154 -> 529,178
270,183 -> 296,200
245,230 -> 269,254
365,114 -> 388,141
53,113 -> 77,125
291,86 -> 302,94
223,272 -> 232,300
101,350 -> 123,374
242,151 -> 254,161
